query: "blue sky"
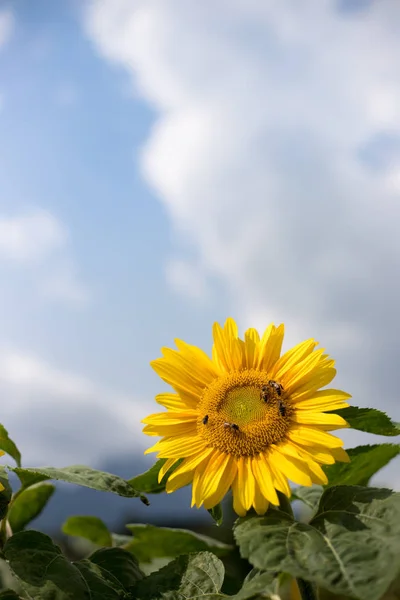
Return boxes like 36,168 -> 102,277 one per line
0,0 -> 400,490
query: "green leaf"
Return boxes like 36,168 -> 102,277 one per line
0,426 -> 21,467
8,483 -> 55,533
128,458 -> 182,494
208,503 -> 223,526
331,406 -> 400,436
232,569 -> 279,600
292,485 -> 323,512
73,562 -> 120,600
4,530 -> 88,599
11,467 -> 49,489
0,591 -> 22,599
62,516 -> 112,547
119,524 -> 232,563
324,444 -> 400,487
235,486 -> 400,600
0,467 -> 12,521
131,551 -> 225,600
10,465 -> 142,498
88,547 -> 144,590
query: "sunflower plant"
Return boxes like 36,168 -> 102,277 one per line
0,319 -> 398,600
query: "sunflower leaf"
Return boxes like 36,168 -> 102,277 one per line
8,483 -> 56,533
0,426 -> 21,467
330,406 -> 400,436
62,516 -> 112,547
130,551 -> 225,600
234,486 -> 400,600
117,524 -> 232,564
4,530 -> 88,599
0,467 -> 12,521
9,465 -> 142,498
292,485 -> 323,512
231,569 -> 280,599
208,503 -> 223,526
323,444 -> 400,487
86,547 -> 144,590
0,591 -> 22,599
128,458 -> 182,494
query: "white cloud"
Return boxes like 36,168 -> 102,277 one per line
85,0 -> 400,480
0,209 -> 89,306
0,9 -> 14,49
0,348 -> 147,466
165,258 -> 208,302
0,210 -> 67,263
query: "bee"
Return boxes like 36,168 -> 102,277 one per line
260,385 -> 270,402
278,401 -> 286,417
224,422 -> 240,432
202,415 -> 209,425
268,380 -> 283,396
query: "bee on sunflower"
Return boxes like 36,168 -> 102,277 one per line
142,318 -> 350,516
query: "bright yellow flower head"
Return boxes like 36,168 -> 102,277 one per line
142,318 -> 351,516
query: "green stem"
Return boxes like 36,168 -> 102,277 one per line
296,578 -> 318,600
277,492 -> 318,600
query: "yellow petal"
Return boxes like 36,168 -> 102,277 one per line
252,454 -> 279,505
257,324 -> 285,371
292,411 -> 348,428
269,447 -> 312,486
289,441 -> 336,465
272,339 -> 318,379
287,368 -> 337,398
253,479 -> 270,515
145,433 -> 206,458
244,328 -> 260,369
155,393 -> 196,412
237,456 -> 256,511
212,319 -> 244,371
158,458 -> 179,483
150,359 -> 202,406
306,460 -> 328,485
203,457 -> 237,509
197,451 -> 235,505
292,389 -> 351,409
174,339 -> 221,380
142,422 -> 197,437
282,349 -> 326,390
269,461 -> 291,497
142,412 -> 198,425
162,346 -> 216,389
232,470 -> 247,517
288,426 -> 344,449
165,469 -> 193,493
166,447 -> 214,487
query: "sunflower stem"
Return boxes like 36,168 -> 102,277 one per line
296,578 -> 318,600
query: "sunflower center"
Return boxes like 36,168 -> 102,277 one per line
197,369 -> 293,457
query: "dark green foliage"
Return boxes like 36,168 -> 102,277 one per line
235,486 -> 400,600
331,406 -> 400,436
62,516 -> 112,547
120,523 -> 232,563
0,427 -> 21,468
128,458 -> 182,494
324,443 -> 400,486
8,483 -> 55,533
10,465 -> 142,497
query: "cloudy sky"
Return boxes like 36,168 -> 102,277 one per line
1,0 -> 399,484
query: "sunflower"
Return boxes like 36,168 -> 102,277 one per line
142,318 -> 350,516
